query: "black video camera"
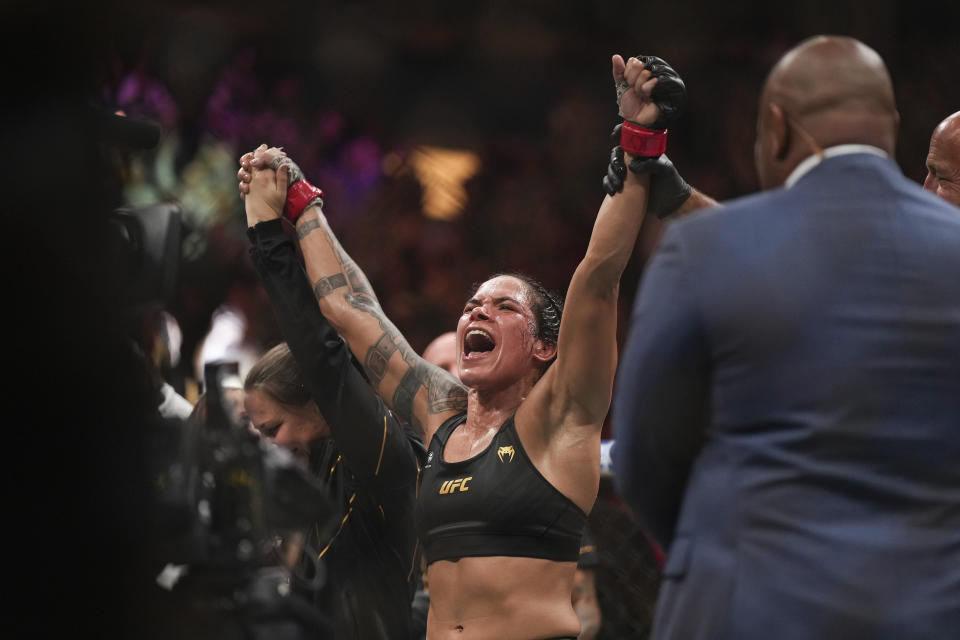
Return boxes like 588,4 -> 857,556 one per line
148,360 -> 335,638
108,202 -> 182,313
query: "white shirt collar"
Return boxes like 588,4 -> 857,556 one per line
784,144 -> 889,189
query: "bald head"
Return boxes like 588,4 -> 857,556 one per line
923,111 -> 960,207
754,36 -> 900,189
422,331 -> 459,377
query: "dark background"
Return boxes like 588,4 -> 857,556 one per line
3,0 -> 957,636
94,0 -> 960,372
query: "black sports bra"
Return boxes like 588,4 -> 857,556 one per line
416,412 -> 587,564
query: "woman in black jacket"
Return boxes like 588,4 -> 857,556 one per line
244,214 -> 424,639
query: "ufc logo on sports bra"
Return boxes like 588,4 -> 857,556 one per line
438,476 -> 472,494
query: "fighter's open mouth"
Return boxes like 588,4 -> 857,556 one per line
465,329 -> 495,355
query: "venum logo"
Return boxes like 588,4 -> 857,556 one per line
497,446 -> 515,463
438,476 -> 472,494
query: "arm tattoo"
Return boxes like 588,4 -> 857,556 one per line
426,368 -> 468,413
268,157 -> 303,182
357,319 -> 417,380
365,333 -> 399,384
297,217 -> 323,240
313,273 -> 347,299
343,259 -> 379,305
311,213 -> 380,305
392,366 -> 422,427
345,291 -> 378,314
392,363 -> 467,424
351,301 -> 468,419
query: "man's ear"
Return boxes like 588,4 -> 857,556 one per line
768,102 -> 790,161
891,109 -> 901,152
532,340 -> 558,365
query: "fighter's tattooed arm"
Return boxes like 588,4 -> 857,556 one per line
389,359 -> 467,436
425,366 -> 469,413
312,274 -> 347,300
295,203 -> 466,440
345,292 -> 467,431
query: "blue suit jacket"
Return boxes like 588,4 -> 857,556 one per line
612,152 -> 960,640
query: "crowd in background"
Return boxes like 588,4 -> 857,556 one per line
105,3 -> 958,434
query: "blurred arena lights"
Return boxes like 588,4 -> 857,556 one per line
408,146 -> 480,221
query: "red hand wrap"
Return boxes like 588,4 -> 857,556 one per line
285,179 -> 324,223
620,121 -> 668,157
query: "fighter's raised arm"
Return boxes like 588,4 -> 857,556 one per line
508,54 -> 688,512
240,152 -> 466,442
533,55 -> 685,429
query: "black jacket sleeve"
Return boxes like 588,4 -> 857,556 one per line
247,219 -> 423,489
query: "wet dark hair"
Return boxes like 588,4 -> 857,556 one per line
244,342 -> 311,407
472,272 -> 566,367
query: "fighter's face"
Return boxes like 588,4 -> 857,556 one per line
456,276 -> 545,390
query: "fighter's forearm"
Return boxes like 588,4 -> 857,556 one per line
295,209 -> 379,306
578,166 -> 651,293
294,206 -> 405,380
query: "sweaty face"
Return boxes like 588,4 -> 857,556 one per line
244,389 -> 330,461
456,276 -> 543,390
923,125 -> 960,207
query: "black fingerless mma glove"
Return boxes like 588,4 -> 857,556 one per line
631,55 -> 686,130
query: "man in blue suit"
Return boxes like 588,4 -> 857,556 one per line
612,35 -> 960,640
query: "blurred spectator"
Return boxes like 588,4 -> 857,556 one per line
158,379 -> 195,420
923,110 -> 960,206
194,298 -> 263,384
421,330 -> 458,375
573,525 -> 604,640
188,386 -> 246,428
590,476 -> 663,640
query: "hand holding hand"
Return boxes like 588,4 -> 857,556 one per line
239,144 -> 290,225
238,144 -> 298,196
